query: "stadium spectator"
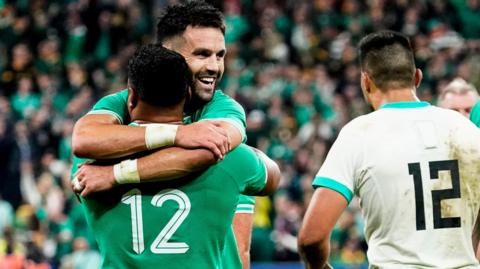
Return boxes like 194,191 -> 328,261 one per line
438,77 -> 479,117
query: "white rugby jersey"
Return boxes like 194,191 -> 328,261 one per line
314,101 -> 480,268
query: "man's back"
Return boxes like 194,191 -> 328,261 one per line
319,102 -> 480,268
78,144 -> 266,269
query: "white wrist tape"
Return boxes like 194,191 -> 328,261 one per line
145,124 -> 179,150
113,159 -> 140,184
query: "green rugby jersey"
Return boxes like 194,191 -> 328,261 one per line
74,144 -> 266,269
88,89 -> 246,139
77,89 -> 255,267
470,100 -> 480,127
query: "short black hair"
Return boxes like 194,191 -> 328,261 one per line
156,0 -> 225,44
358,31 -> 416,90
128,44 -> 191,107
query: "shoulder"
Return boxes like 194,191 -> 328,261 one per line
208,90 -> 243,108
214,145 -> 263,179
338,114 -> 373,136
221,144 -> 258,165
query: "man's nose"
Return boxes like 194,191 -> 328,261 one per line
205,56 -> 219,73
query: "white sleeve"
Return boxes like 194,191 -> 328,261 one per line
312,123 -> 364,203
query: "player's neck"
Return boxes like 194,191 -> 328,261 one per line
130,102 -> 184,124
372,88 -> 419,110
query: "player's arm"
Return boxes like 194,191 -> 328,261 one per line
193,90 -> 247,152
233,213 -> 253,269
72,114 -> 147,159
73,114 -> 230,159
251,148 -> 280,196
297,122 -> 360,268
75,146 -> 216,197
298,188 -> 347,269
232,196 -> 256,269
72,90 -> 230,159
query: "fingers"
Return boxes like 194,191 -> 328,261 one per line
80,186 -> 90,197
72,176 -> 84,193
208,123 -> 229,157
204,140 -> 224,160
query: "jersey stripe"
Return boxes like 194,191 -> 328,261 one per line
312,176 -> 353,203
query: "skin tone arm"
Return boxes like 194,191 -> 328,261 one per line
298,188 -> 348,269
251,147 -> 280,196
72,114 -> 236,160
73,114 -> 244,196
75,146 -> 217,197
231,149 -> 280,268
232,213 -> 254,269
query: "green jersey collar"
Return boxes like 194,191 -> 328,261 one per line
380,101 -> 430,109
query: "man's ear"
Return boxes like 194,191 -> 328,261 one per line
127,85 -> 138,112
361,72 -> 371,94
414,68 -> 423,89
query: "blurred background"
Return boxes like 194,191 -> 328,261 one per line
0,0 -> 479,268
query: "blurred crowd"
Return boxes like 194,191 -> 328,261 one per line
0,0 -> 479,267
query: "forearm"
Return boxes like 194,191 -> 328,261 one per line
72,115 -> 147,159
232,213 -> 254,269
136,147 -> 216,181
299,239 -> 330,269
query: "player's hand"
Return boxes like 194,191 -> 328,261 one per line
72,163 -> 116,197
175,121 -> 230,159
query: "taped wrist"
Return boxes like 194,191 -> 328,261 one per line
113,159 -> 140,184
145,124 -> 178,150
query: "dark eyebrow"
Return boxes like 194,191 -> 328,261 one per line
192,48 -> 226,57
192,48 -> 212,56
217,49 -> 226,57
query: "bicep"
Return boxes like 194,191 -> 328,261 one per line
252,148 -> 280,196
72,114 -> 120,147
299,188 -> 348,245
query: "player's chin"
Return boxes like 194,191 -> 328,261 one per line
195,86 -> 215,102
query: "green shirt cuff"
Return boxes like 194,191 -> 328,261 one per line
312,176 -> 353,204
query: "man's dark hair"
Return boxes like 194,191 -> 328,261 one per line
128,44 -> 191,107
358,31 -> 416,90
156,0 -> 225,44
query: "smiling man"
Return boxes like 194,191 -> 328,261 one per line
71,1 -> 258,268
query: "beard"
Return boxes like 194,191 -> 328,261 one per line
184,87 -> 212,114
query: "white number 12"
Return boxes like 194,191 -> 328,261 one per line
121,188 -> 191,254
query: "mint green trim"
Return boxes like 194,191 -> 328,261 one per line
87,110 -> 123,124
380,101 -> 430,109
312,177 -> 353,203
235,209 -> 254,214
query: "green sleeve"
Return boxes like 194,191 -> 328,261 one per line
219,144 -> 267,196
235,195 -> 255,213
87,89 -> 129,124
191,90 -> 247,141
470,100 -> 480,128
70,156 -> 93,179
